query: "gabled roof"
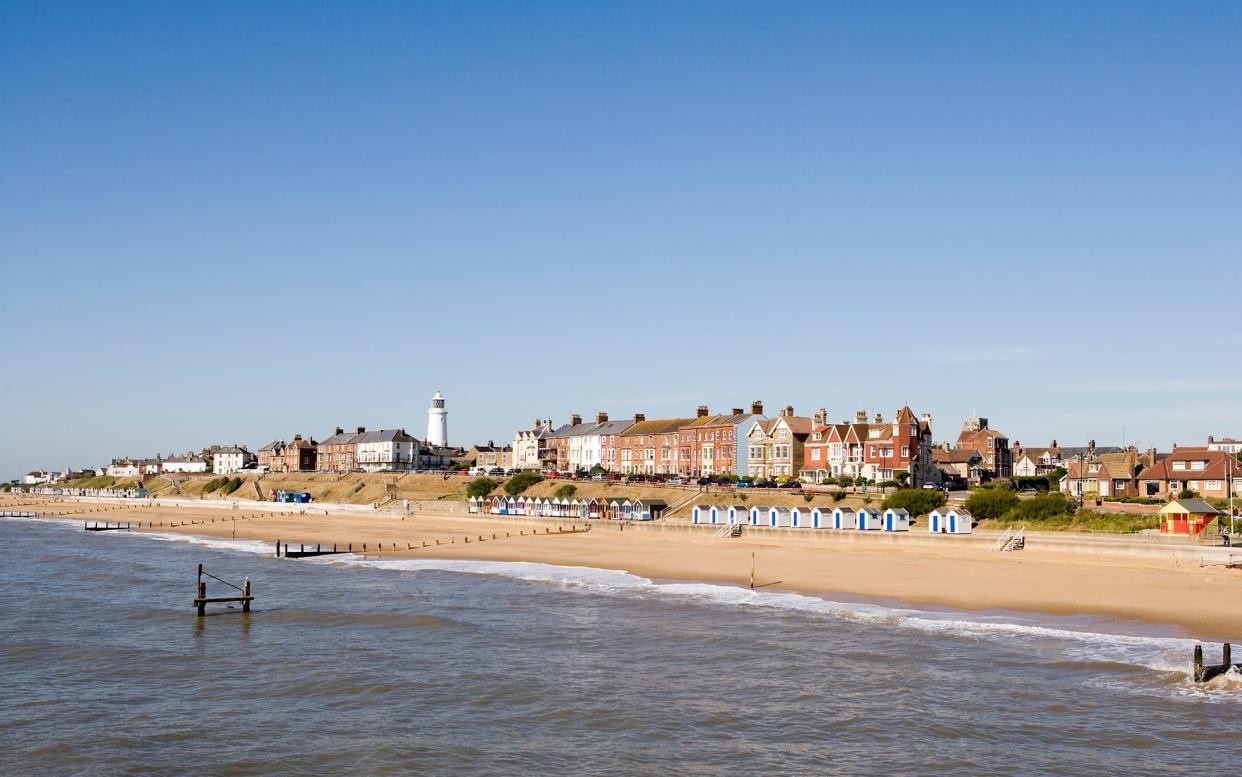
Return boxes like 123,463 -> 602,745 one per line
621,418 -> 694,436
1138,448 -> 1237,481
1160,498 -> 1221,515
258,440 -> 285,452
358,429 -> 415,444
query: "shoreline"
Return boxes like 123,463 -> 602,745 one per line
6,495 -> 1242,641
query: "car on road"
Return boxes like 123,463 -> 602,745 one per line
778,481 -> 802,489
735,480 -> 754,488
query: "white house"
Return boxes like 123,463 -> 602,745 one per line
213,447 -> 253,475
23,470 -> 52,485
106,459 -> 141,479
165,455 -> 209,474
357,429 -> 419,472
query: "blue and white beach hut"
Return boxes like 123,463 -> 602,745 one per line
882,507 -> 910,532
928,507 -> 973,534
857,505 -> 883,530
506,496 -> 518,515
492,496 -> 506,514
832,506 -> 856,530
790,506 -> 807,528
750,505 -> 768,525
809,506 -> 827,529
709,505 -> 723,524
692,504 -> 712,524
727,505 -> 747,524
769,506 -> 793,527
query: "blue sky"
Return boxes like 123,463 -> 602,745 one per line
2,1 -> 1240,476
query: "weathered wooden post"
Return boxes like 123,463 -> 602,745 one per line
196,562 -> 207,617
242,579 -> 251,613
1194,644 -> 1205,682
1225,642 -> 1232,669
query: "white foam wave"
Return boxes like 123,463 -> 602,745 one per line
134,532 -> 276,556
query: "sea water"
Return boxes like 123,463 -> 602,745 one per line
1,516 -> 1239,776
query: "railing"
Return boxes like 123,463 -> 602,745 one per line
990,527 -> 1014,552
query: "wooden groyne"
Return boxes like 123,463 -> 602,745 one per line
276,524 -> 593,560
84,521 -> 136,532
1,511 -> 37,518
193,563 -> 253,616
1193,643 -> 1242,683
277,541 -> 352,559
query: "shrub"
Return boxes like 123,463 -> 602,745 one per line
504,471 -> 544,496
877,480 -> 900,489
862,497 -> 873,505
466,477 -> 497,498
895,471 -> 911,486
802,493 -> 813,503
1008,492 -> 1076,522
883,488 -> 947,517
589,465 -> 606,476
202,477 -> 227,494
965,488 -> 1020,520
738,493 -> 748,502
221,477 -> 243,495
1178,489 -> 1197,500
555,484 -> 577,498
821,478 -> 836,486
831,491 -> 846,503
1014,476 -> 1051,492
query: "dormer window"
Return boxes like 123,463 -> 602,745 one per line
1191,460 -> 1206,471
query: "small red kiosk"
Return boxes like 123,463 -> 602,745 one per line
1159,498 -> 1221,535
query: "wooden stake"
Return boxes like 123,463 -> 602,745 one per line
750,552 -> 755,590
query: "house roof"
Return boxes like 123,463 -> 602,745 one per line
1138,449 -> 1238,481
258,440 -> 285,452
934,448 -> 982,464
622,418 -> 694,436
1160,498 -> 1221,515
358,429 -> 415,444
320,430 -> 367,446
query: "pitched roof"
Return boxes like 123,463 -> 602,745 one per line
1138,448 -> 1238,481
1160,498 -> 1221,515
621,418 -> 694,437
358,429 -> 415,444
934,448 -> 981,464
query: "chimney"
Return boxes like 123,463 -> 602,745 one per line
488,440 -> 494,447
731,408 -> 743,416
293,434 -> 302,441
855,410 -> 867,422
874,412 -> 883,424
356,426 -> 365,434
1146,447 -> 1157,463
634,413 -> 645,423
1088,439 -> 1096,452
534,418 -> 541,428
596,411 -> 608,424
781,405 -> 794,418
1208,435 -> 1215,444
1051,438 -> 1058,449
335,427 -> 343,436
751,401 -> 764,415
813,408 -> 827,425
696,405 -> 709,418
571,414 -> 582,426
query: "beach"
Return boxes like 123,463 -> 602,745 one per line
8,494 -> 1241,640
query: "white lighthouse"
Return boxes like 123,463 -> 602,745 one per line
426,391 -> 448,447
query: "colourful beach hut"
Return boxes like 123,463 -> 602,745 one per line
692,504 -> 711,524
832,506 -> 856,530
1159,499 -> 1221,535
857,505 -> 882,530
727,505 -> 747,524
928,507 -> 973,534
882,507 -> 910,532
491,496 -> 505,514
635,499 -> 667,521
506,496 -> 517,515
587,498 -> 602,519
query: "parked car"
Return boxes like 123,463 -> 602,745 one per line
488,467 -> 505,476
756,480 -> 778,489
625,475 -> 644,483
505,469 -> 519,476
778,481 -> 802,489
669,476 -> 687,485
604,473 -> 621,481
736,480 -> 754,488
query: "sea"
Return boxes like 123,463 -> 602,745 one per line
1,515 -> 1239,776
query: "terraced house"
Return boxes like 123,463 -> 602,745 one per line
619,414 -> 694,475
747,406 -> 814,479
801,407 -> 936,486
512,418 -> 555,470
318,427 -> 367,473
678,403 -> 765,478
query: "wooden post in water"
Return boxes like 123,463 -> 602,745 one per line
196,563 -> 207,617
242,579 -> 251,613
750,552 -> 755,590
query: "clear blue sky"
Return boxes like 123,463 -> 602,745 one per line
2,1 -> 1240,476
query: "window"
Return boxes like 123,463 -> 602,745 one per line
1173,461 -> 1186,471
811,449 -> 821,461
902,446 -> 910,458
1206,480 -> 1222,490
1191,461 -> 1206,471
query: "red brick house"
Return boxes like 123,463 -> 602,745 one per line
1138,447 -> 1241,499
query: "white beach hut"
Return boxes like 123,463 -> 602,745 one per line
790,506 -> 807,528
810,507 -> 827,529
727,505 -> 747,524
832,506 -> 856,530
883,507 -> 911,532
506,496 -> 518,515
692,504 -> 712,524
857,505 -> 883,530
468,496 -> 480,514
515,496 -> 528,515
750,506 -> 768,526
709,505 -> 723,524
928,507 -> 973,534
769,506 -> 793,527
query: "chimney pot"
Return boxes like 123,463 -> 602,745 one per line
335,427 -> 343,436
634,413 -> 645,423
357,427 -> 365,434
696,405 -> 709,418
732,408 -> 743,416
751,401 -> 764,415
596,412 -> 608,424
571,414 -> 582,426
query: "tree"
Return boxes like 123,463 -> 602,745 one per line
883,488 -> 946,517
589,465 -> 606,476
895,471 -> 911,486
466,477 -> 497,498
555,484 -> 577,498
504,471 -> 544,496
964,488 -> 1020,520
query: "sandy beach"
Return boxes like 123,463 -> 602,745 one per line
8,494 -> 1242,640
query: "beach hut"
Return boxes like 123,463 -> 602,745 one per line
832,506 -> 856,530
515,496 -> 527,516
489,496 -> 502,514
587,498 -> 602,519
709,505 -> 723,524
634,499 -> 667,521
727,505 -> 747,524
791,506 -> 808,528
883,507 -> 911,532
857,505 -> 882,530
769,506 -> 793,527
468,496 -> 480,514
607,498 -> 628,520
692,504 -> 711,524
1159,499 -> 1221,535
506,496 -> 518,515
810,507 -> 827,529
928,507 -> 973,534
750,505 -> 768,526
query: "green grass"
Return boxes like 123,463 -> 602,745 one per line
988,509 -> 1160,533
